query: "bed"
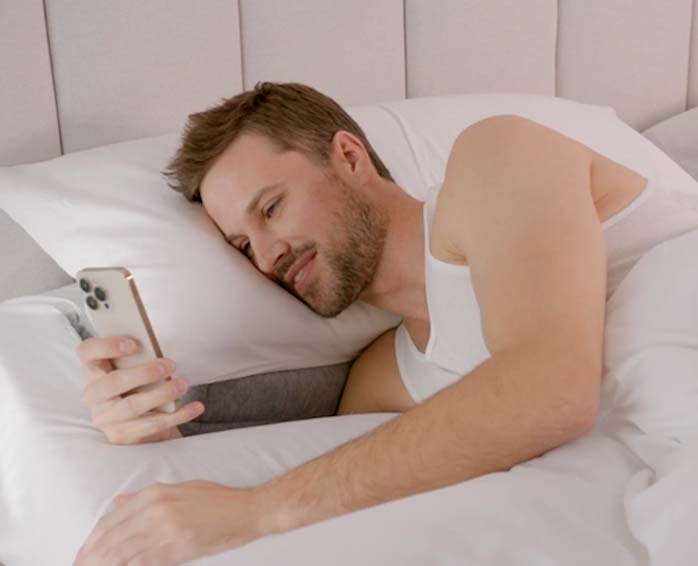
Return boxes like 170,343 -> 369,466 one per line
2,1 -> 698,565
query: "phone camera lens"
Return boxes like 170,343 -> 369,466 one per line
94,287 -> 107,301
86,296 -> 98,310
79,278 -> 91,293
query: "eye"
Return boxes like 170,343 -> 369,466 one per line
263,199 -> 280,219
240,240 -> 253,259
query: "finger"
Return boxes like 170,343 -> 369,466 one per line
81,358 -> 176,408
76,492 -> 146,563
83,358 -> 113,380
78,336 -> 139,385
97,374 -> 185,424
79,358 -> 112,386
141,402 -> 206,438
78,534 -> 152,566
77,335 -> 140,366
104,402 -> 205,445
128,538 -> 180,566
88,525 -> 150,566
110,533 -> 157,566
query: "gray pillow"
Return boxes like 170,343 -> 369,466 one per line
0,209 -> 75,301
177,361 -> 351,436
642,107 -> 698,182
46,280 -> 352,435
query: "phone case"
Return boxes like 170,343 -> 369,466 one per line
75,267 -> 176,414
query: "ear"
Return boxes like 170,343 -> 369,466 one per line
330,130 -> 372,183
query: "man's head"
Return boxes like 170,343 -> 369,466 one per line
163,81 -> 394,317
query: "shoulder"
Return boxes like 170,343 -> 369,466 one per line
447,114 -> 595,192
451,113 -> 591,157
446,114 -> 594,192
433,115 -> 604,359
434,114 -> 594,252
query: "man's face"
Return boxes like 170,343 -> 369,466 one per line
200,131 -> 387,317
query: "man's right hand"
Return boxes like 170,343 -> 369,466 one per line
76,336 -> 205,444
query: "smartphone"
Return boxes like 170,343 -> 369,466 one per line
75,267 -> 176,414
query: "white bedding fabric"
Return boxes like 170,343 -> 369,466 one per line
4,92 -> 698,388
2,229 -> 698,565
0,298 -> 645,565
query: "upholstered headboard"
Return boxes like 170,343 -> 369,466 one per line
2,0 -> 697,166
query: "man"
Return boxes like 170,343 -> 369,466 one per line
75,81 -> 652,564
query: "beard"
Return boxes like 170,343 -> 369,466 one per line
295,176 -> 388,318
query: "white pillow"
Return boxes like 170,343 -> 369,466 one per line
597,228 -> 698,564
643,106 -> 698,183
0,106 -> 412,384
3,93 -> 693,383
0,295 -> 396,564
379,93 -> 698,198
602,227 -> 698,450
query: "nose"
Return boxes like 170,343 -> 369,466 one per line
255,238 -> 290,281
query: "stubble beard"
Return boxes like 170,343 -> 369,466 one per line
300,182 -> 388,318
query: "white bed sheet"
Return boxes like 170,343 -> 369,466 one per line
0,295 -> 656,566
3,221 -> 698,565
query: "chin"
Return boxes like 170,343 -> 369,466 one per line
303,291 -> 342,318
314,306 -> 345,319
311,294 -> 355,319
301,267 -> 361,318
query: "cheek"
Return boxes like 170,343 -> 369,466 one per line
285,197 -> 333,250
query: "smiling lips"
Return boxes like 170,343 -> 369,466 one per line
284,250 -> 316,289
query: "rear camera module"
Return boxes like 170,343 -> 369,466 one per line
94,287 -> 107,301
79,278 -> 91,293
86,296 -> 98,310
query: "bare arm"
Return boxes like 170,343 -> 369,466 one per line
253,114 -> 605,536
258,346 -> 595,534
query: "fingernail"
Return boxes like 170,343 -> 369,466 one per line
120,339 -> 132,353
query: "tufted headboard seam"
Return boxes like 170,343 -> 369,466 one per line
688,0 -> 697,107
41,0 -> 63,157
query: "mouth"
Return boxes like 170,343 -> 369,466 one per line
284,250 -> 316,289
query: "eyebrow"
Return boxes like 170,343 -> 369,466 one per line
224,182 -> 284,244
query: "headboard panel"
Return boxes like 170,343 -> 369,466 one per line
2,0 -> 697,166
44,0 -> 243,154
557,0 -> 694,132
239,0 -> 406,107
0,0 -> 61,165
405,0 -> 558,97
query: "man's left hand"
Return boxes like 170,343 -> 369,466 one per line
74,480 -> 272,565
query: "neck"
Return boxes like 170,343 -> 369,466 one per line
357,179 -> 428,323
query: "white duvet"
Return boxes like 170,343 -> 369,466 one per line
2,229 -> 698,565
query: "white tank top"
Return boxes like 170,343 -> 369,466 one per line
395,176 -> 698,403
